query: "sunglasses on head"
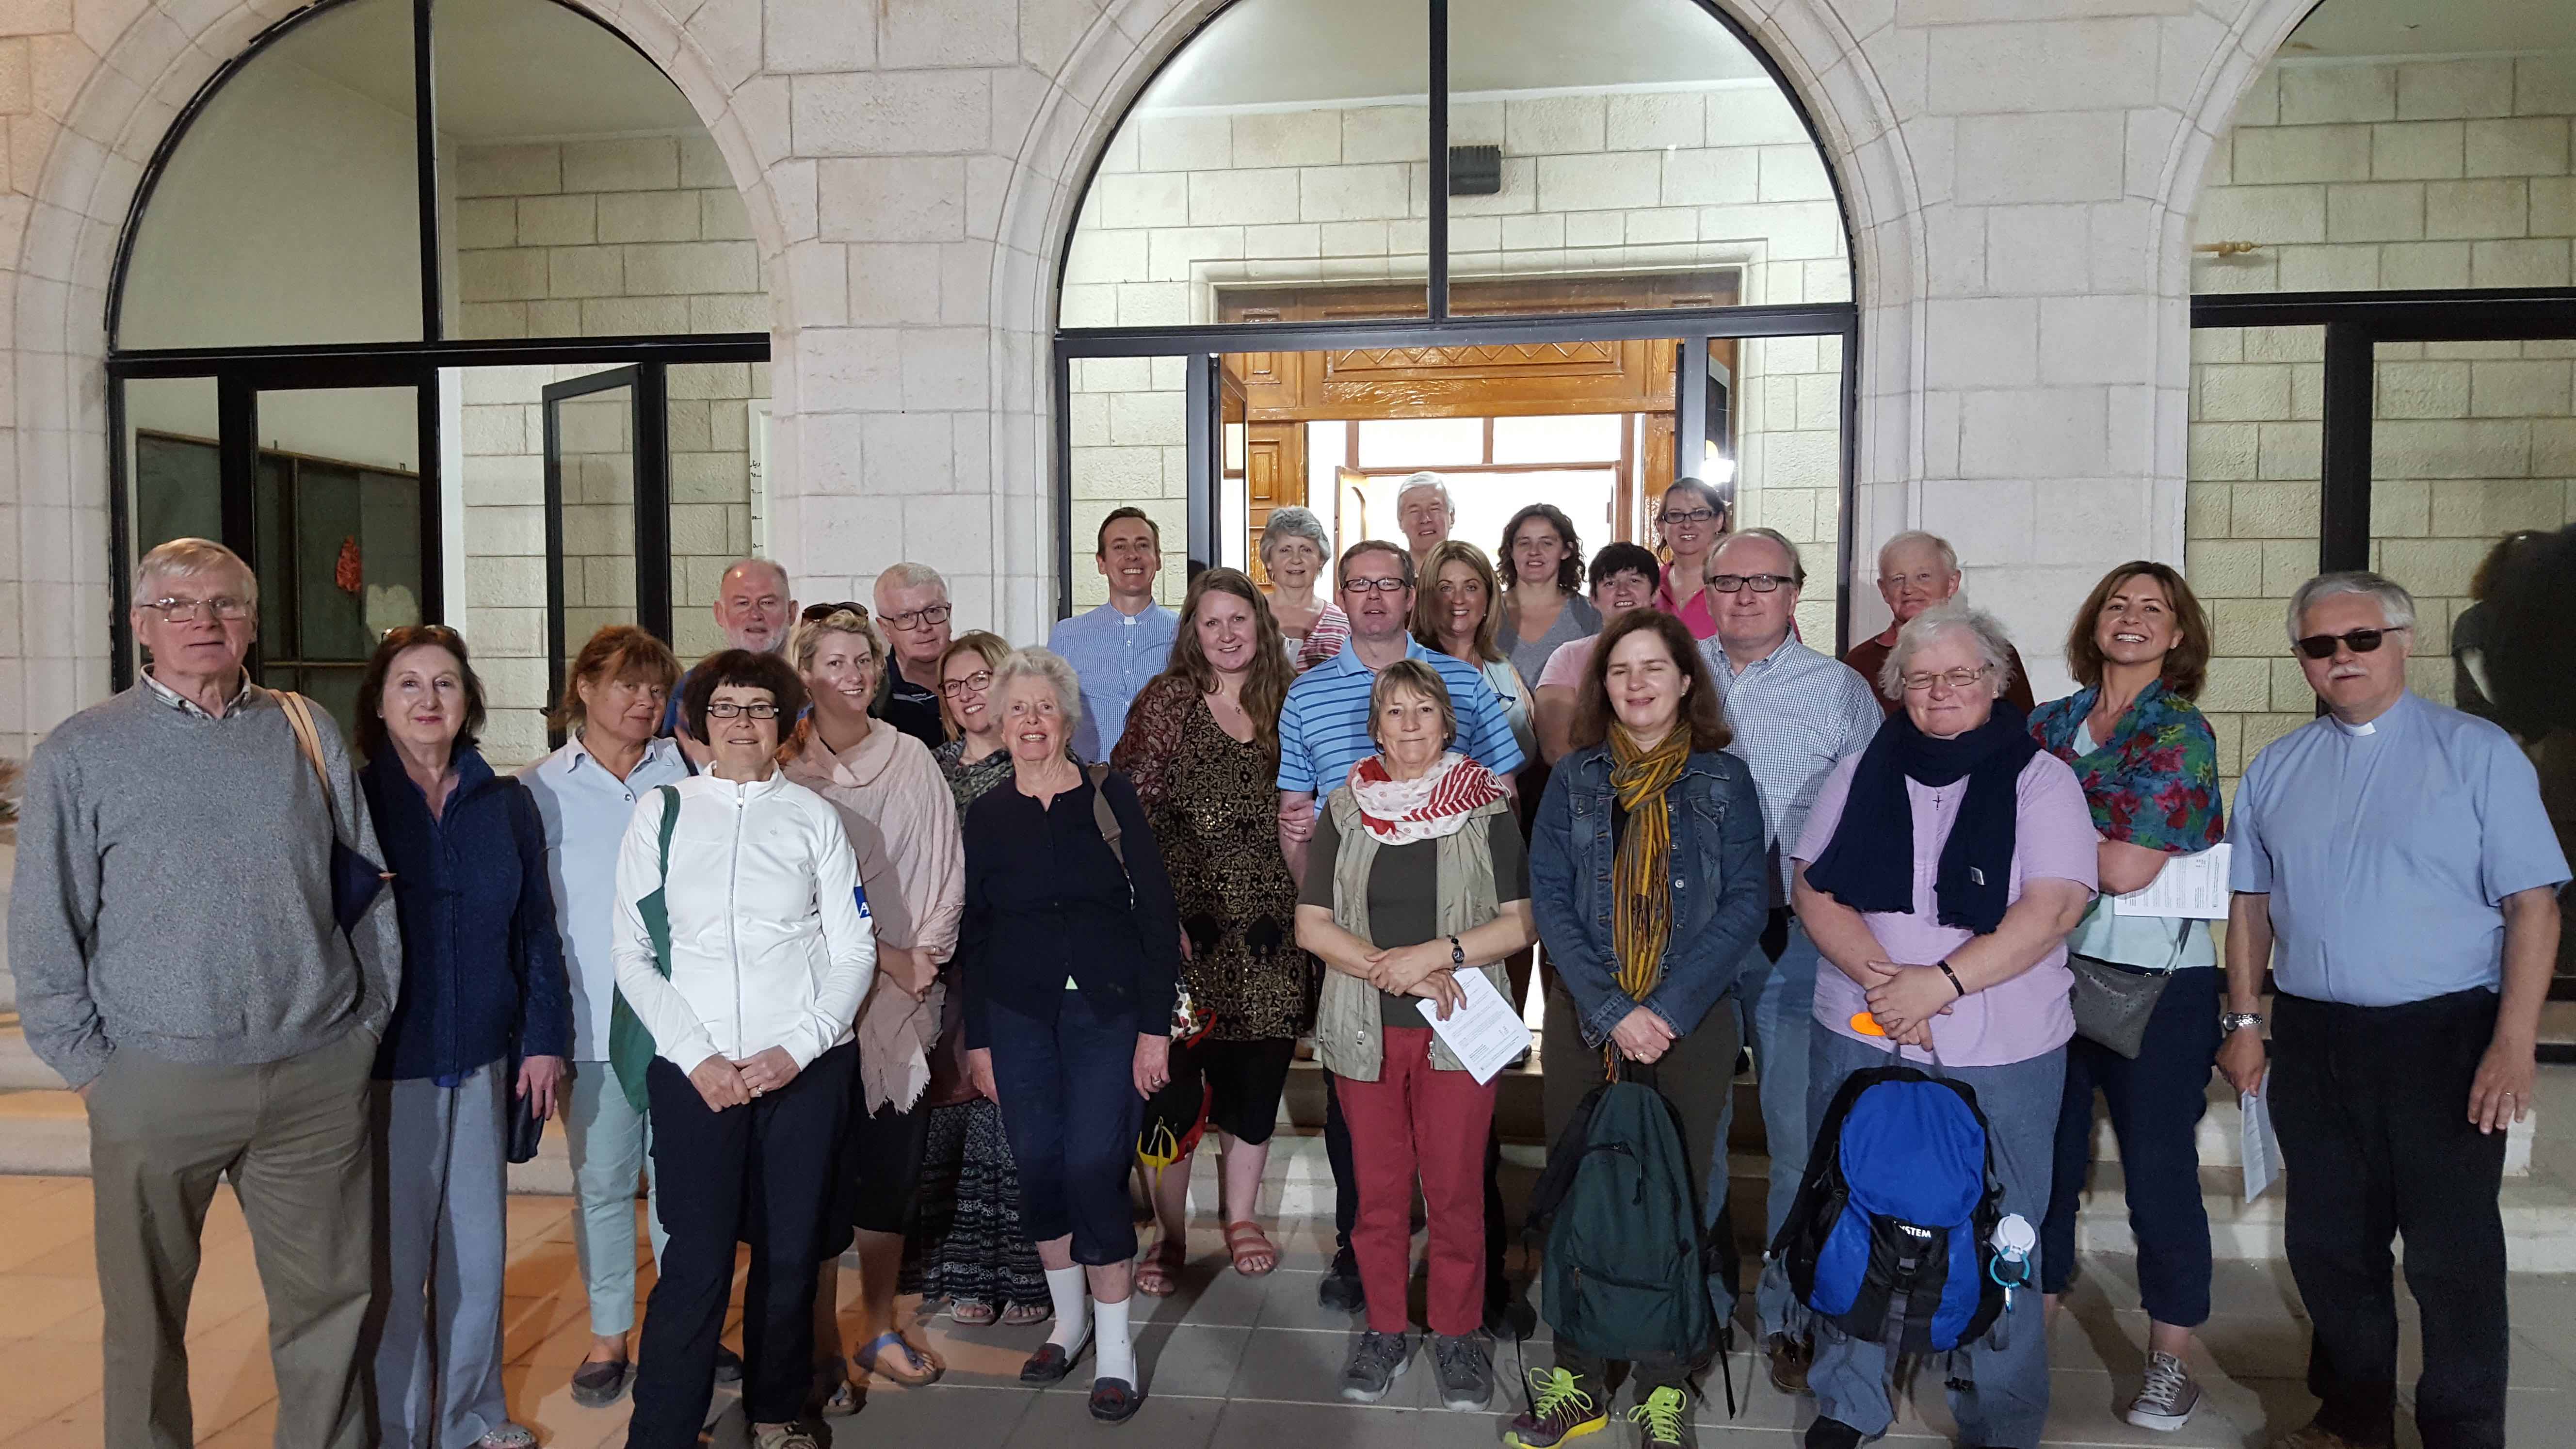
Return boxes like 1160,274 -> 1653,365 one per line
802,601 -> 869,622
2293,626 -> 2407,660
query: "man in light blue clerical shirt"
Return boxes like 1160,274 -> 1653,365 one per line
1048,506 -> 1178,762
2221,570 -> 2566,1449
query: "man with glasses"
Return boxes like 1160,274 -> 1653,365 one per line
1844,531 -> 2034,716
11,538 -> 401,1449
2222,571 -> 2565,1449
1692,529 -> 1884,1397
662,557 -> 799,754
1275,539 -> 1526,1327
873,562 -> 958,749
1048,506 -> 1178,762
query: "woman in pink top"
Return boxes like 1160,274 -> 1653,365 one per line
1787,600 -> 2096,1449
1649,478 -> 1728,641
782,604 -> 967,1404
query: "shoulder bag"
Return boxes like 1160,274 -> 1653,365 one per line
272,689 -> 391,934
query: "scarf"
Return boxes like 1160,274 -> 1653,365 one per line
1609,723 -> 1693,1001
2027,680 -> 2223,854
1805,702 -> 2040,935
1347,750 -> 1507,845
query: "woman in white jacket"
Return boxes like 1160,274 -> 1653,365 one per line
611,649 -> 877,1449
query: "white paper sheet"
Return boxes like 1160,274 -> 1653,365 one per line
2111,843 -> 2234,920
2240,1077 -> 2283,1203
1414,968 -> 1531,1085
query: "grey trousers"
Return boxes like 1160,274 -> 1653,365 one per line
1803,1026 -> 2065,1449
373,1062 -> 513,1449
86,1028 -> 377,1449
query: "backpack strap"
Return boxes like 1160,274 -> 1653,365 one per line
611,785 -> 685,1114
1084,762 -> 1125,869
272,689 -> 332,799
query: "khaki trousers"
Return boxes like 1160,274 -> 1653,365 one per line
85,1028 -> 377,1449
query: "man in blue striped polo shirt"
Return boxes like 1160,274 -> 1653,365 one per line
1274,538 -> 1524,1327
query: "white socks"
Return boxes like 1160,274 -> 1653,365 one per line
1046,1265 -> 1092,1353
1094,1294 -> 1135,1385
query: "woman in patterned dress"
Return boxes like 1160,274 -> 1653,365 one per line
900,629 -> 1051,1326
1111,568 -> 1310,1289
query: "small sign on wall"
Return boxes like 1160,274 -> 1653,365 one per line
747,401 -> 771,560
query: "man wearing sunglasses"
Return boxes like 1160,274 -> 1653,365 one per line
2221,571 -> 2566,1449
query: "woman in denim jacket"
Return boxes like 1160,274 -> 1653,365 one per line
1510,609 -> 1768,1449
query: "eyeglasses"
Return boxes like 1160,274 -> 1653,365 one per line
880,604 -> 952,630
1661,508 -> 1719,526
143,596 -> 251,623
2294,626 -> 2406,660
939,669 -> 994,698
1342,577 -> 1410,595
1708,573 -> 1794,594
1900,665 -> 1994,692
704,702 -> 782,719
802,601 -> 869,622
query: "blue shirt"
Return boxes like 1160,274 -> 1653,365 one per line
2227,691 -> 2568,1007
1276,638 -> 1527,795
519,733 -> 692,1060
362,748 -> 572,1081
1049,601 -> 1179,762
1699,634 -> 1885,905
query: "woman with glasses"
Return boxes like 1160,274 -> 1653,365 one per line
613,649 -> 876,1449
902,629 -> 1054,1328
520,625 -> 692,1409
781,607 -> 965,1402
1259,505 -> 1350,671
1789,602 -> 2097,1449
1495,503 -> 1600,689
356,625 -> 567,1449
2030,563 -> 2226,1433
1651,478 -> 1730,641
1110,568 -> 1306,1291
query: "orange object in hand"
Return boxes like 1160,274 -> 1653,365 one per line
1848,1011 -> 1887,1038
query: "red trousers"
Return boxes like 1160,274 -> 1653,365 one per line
1331,1027 -> 1500,1336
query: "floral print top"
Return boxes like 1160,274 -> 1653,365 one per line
2027,678 -> 2223,854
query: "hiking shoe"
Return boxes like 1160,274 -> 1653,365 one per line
1502,1366 -> 1607,1448
1319,1247 -> 1367,1314
1628,1386 -> 1695,1449
2127,1350 -> 2201,1431
1338,1330 -> 1411,1403
1432,1333 -> 1493,1411
1764,1332 -> 1812,1395
1803,1419 -> 1865,1449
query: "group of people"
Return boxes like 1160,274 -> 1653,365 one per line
8,471 -> 2562,1449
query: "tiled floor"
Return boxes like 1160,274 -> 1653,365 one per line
1,1173 -> 2572,1448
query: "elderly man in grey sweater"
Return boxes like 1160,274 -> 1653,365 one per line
8,538 -> 401,1449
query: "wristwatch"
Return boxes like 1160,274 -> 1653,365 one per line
1449,934 -> 1465,966
2220,1011 -> 2265,1034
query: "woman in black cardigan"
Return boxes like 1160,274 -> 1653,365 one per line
957,646 -> 1182,1425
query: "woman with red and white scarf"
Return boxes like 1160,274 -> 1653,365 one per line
1293,659 -> 1537,1414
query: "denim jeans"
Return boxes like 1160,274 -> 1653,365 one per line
1803,1026 -> 2065,1449
563,1062 -> 665,1337
1739,920 -> 1821,1338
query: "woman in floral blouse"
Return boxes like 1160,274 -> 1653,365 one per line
2030,561 -> 2226,1434
1111,567 -> 1309,1290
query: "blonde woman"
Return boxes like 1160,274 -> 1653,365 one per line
782,605 -> 965,1401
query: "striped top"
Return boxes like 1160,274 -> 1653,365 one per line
1275,639 -> 1527,796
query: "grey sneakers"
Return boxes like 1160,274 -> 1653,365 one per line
1339,1329 -> 1412,1403
2125,1350 -> 2201,1431
1431,1333 -> 1493,1411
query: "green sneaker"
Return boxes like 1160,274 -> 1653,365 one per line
1628,1385 -> 1695,1449
1502,1366 -> 1607,1448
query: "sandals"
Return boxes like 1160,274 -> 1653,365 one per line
568,1357 -> 631,1408
1135,1239 -> 1186,1297
1224,1221 -> 1278,1277
852,1330 -> 945,1387
950,1299 -> 999,1327
1001,1301 -> 1052,1327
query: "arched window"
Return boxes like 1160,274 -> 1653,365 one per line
110,0 -> 772,758
1052,0 -> 1859,646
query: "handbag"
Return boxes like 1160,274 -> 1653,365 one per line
2067,951 -> 2171,1059
272,689 -> 391,933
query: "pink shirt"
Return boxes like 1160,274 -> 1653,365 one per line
1537,633 -> 1599,691
1792,750 -> 2098,1066
1653,567 -> 1720,641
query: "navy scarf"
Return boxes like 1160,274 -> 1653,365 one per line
1805,702 -> 2038,935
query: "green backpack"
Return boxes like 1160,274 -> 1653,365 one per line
1526,1073 -> 1721,1375
608,785 -> 682,1114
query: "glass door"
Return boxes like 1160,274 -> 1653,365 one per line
542,366 -> 671,722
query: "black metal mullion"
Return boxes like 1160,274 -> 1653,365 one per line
416,374 -> 444,623
1185,352 -> 1216,580
1056,301 -> 1859,358
110,331 -> 771,378
107,375 -> 134,689
216,375 -> 259,564
1835,316 -> 1860,655
414,0 -> 442,342
1426,0 -> 1448,321
541,389 -> 568,736
2319,320 -> 2373,576
1674,336 -> 1708,482
1054,349 -> 1075,621
634,363 -> 674,643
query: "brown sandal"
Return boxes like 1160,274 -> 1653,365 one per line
1224,1221 -> 1278,1276
1135,1238 -> 1186,1296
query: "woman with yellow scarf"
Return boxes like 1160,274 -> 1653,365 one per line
1510,609 -> 1769,1449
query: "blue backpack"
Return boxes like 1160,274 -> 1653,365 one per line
1770,1055 -> 2008,1355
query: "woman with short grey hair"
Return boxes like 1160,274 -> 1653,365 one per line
1874,600 -> 2020,703
1259,505 -> 1349,671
